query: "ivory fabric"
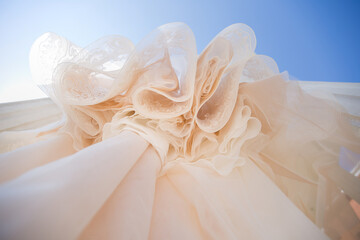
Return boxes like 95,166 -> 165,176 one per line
0,22 -> 359,239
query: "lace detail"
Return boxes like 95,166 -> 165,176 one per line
29,23 -> 284,176
29,22 -> 359,183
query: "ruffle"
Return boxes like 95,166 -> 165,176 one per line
30,23 -> 266,174
30,22 -> 360,224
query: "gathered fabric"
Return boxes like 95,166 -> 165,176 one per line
0,22 -> 359,240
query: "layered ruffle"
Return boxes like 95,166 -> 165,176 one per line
30,23 -> 270,173
28,22 -> 360,231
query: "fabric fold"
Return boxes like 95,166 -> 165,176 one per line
0,21 -> 358,240
0,130 -> 148,240
0,133 -> 75,184
156,160 -> 329,239
79,146 -> 160,240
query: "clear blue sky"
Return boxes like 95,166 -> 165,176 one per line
0,0 -> 359,102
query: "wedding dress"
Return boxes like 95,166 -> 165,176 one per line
0,22 -> 359,240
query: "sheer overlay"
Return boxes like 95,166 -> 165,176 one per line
0,22 -> 359,240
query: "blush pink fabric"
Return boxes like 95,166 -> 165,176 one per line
0,22 -> 359,239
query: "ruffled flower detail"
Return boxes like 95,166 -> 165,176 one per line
30,22 -> 281,175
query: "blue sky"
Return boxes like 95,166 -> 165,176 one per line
0,0 -> 359,102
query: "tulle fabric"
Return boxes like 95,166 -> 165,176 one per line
0,22 -> 359,239
0,131 -> 328,240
